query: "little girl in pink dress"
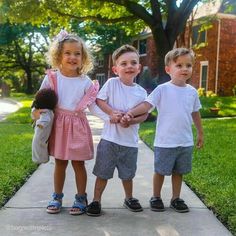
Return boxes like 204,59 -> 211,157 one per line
33,30 -> 108,215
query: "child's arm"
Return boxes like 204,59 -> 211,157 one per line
192,111 -> 204,149
128,113 -> 149,124
120,101 -> 151,127
125,101 -> 153,121
96,98 -> 124,123
120,112 -> 148,128
88,102 -> 110,121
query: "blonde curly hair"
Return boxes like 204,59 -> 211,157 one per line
46,33 -> 93,75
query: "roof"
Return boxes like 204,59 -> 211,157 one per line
194,0 -> 236,19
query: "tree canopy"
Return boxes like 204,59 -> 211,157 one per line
0,23 -> 49,93
1,0 -> 205,82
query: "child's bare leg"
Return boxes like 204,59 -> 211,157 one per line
47,159 -> 68,212
149,173 -> 165,211
71,160 -> 87,195
54,159 -> 68,194
153,173 -> 164,197
93,177 -> 108,202
122,179 -> 143,212
170,173 -> 189,212
171,173 -> 182,200
70,161 -> 88,214
122,179 -> 133,199
86,177 -> 107,216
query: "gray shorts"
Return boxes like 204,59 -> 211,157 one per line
93,139 -> 138,180
154,146 -> 193,175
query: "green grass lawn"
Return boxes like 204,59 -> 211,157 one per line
0,93 -> 236,235
139,115 -> 236,235
147,96 -> 236,120
0,93 -> 37,206
199,96 -> 236,118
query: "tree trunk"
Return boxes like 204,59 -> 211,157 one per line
25,69 -> 33,94
151,26 -> 172,85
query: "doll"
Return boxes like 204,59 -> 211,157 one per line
31,88 -> 58,164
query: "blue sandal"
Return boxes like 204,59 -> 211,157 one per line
70,193 -> 88,215
46,192 -> 64,214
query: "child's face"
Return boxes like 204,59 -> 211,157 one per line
165,54 -> 193,85
60,42 -> 82,76
112,52 -> 141,84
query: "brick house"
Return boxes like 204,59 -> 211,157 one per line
90,50 -> 112,87
190,0 -> 236,96
91,0 -> 236,96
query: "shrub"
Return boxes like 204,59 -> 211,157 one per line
197,88 -> 205,97
206,90 -> 217,97
198,88 -> 217,98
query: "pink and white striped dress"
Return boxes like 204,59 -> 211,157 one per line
47,70 -> 99,161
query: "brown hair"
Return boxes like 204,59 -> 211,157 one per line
112,44 -> 139,65
165,48 -> 195,66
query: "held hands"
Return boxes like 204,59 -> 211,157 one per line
109,110 -> 134,128
109,110 -> 124,124
120,112 -> 134,128
120,114 -> 130,128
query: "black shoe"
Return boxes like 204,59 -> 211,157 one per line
86,201 -> 102,216
170,198 -> 189,213
150,197 -> 165,212
123,198 -> 143,212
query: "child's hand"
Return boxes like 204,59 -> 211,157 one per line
126,112 -> 134,122
110,110 -> 124,123
120,115 -> 130,128
196,134 -> 204,149
31,108 -> 46,120
122,112 -> 133,122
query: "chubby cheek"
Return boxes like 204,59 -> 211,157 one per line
77,59 -> 82,66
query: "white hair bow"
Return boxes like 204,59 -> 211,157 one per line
55,30 -> 69,42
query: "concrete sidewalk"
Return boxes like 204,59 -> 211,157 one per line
0,113 -> 232,236
0,98 -> 21,121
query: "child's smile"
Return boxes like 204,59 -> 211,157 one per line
112,52 -> 141,85
60,42 -> 82,76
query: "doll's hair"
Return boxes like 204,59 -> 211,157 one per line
46,30 -> 93,75
112,44 -> 139,65
32,88 -> 58,110
164,48 -> 195,66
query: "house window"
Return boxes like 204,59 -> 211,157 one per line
192,25 -> 206,45
96,58 -> 104,67
200,61 -> 208,91
138,39 -> 147,55
96,73 -> 106,86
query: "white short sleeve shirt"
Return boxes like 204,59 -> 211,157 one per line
97,77 -> 147,147
146,81 -> 201,147
40,70 -> 92,111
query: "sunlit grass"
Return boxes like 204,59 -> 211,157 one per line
1,93 -> 236,234
139,117 -> 236,234
0,93 -> 36,206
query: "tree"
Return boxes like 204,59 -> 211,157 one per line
72,20 -> 133,55
0,23 -> 49,93
1,0 -> 205,83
